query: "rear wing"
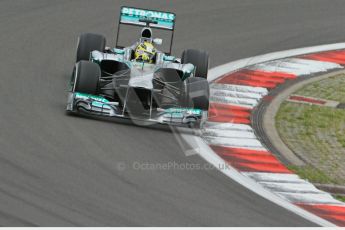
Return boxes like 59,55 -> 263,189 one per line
120,6 -> 176,30
115,6 -> 176,54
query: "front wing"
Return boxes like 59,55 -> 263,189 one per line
66,92 -> 207,127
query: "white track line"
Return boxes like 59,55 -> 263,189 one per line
208,42 -> 345,81
202,129 -> 257,139
251,58 -> 342,75
211,83 -> 268,95
243,172 -> 308,183
210,88 -> 263,100
203,122 -> 254,132
203,136 -> 266,150
209,96 -> 258,108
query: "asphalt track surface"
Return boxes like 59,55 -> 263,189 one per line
2,0 -> 345,226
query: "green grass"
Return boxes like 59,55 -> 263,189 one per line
335,195 -> 345,202
295,74 -> 345,102
276,75 -> 345,203
276,102 -> 345,186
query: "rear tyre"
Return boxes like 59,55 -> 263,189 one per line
181,49 -> 209,79
76,33 -> 106,62
182,77 -> 209,111
73,61 -> 100,95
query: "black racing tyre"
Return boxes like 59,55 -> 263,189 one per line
181,49 -> 209,79
76,33 -> 106,62
73,61 -> 100,95
182,77 -> 209,111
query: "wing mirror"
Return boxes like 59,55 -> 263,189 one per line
153,38 -> 163,45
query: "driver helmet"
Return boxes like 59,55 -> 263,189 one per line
134,41 -> 156,63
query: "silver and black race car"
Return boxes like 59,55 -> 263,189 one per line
67,6 -> 210,127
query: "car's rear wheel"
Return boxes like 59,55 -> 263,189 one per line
73,61 -> 100,95
182,77 -> 209,111
181,49 -> 209,79
76,33 -> 106,62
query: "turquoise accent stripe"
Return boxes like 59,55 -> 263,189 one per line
75,92 -> 109,103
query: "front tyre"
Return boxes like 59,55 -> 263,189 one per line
76,33 -> 106,62
181,49 -> 209,79
73,61 -> 100,95
182,77 -> 209,111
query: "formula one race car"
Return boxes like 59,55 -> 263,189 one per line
67,6 -> 210,127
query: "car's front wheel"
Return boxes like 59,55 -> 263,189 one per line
76,33 -> 106,62
72,61 -> 100,95
181,49 -> 209,79
181,77 -> 209,111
